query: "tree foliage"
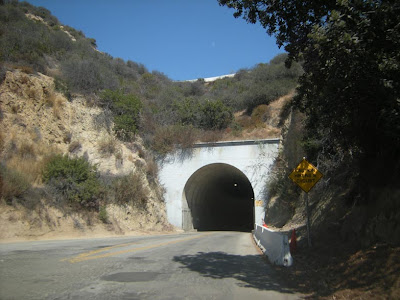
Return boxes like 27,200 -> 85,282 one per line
1,1 -> 303,155
42,155 -> 101,209
100,89 -> 142,140
219,0 -> 400,179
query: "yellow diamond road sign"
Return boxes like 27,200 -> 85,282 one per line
289,158 -> 323,193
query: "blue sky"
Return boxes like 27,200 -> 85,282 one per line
26,0 -> 283,81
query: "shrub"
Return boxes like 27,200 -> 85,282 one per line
173,97 -> 201,127
113,114 -> 138,141
151,125 -> 197,155
199,99 -> 233,130
112,173 -> 147,210
68,141 -> 81,153
54,77 -> 71,100
18,141 -> 35,158
15,65 -> 34,74
0,164 -> 31,203
97,136 -> 118,157
98,206 -> 109,224
100,89 -> 142,140
145,158 -> 158,183
45,92 -> 65,119
42,154 -> 101,209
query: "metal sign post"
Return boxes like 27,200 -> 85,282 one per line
289,157 -> 323,248
304,192 -> 311,247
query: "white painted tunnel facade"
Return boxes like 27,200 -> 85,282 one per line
158,139 -> 280,230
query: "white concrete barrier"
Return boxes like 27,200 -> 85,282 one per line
253,224 -> 293,267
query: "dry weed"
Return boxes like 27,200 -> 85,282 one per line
68,140 -> 81,153
63,131 -> 72,143
97,136 -> 119,157
27,87 -> 38,100
146,158 -> 159,183
0,165 -> 31,203
0,131 -> 4,153
52,95 -> 65,119
11,104 -> 21,114
14,65 -> 34,74
7,156 -> 42,184
29,127 -> 42,142
18,141 -> 36,158
19,73 -> 30,84
115,148 -> 123,161
198,130 -> 223,143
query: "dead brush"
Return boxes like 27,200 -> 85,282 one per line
198,129 -> 223,143
97,136 -> 119,157
0,131 -> 4,153
7,155 -> 43,184
0,164 -> 31,203
46,92 -> 65,119
68,140 -> 81,153
145,158 -> 159,184
14,65 -> 34,74
112,172 -> 148,210
18,141 -> 36,159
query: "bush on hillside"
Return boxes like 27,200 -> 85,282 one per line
0,164 -> 31,203
112,173 -> 147,210
62,57 -> 118,94
42,155 -> 101,209
198,99 -> 233,130
100,89 -> 142,140
151,125 -> 197,155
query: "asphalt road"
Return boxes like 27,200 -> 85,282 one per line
0,232 -> 302,300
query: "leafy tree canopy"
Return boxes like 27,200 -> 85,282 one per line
219,0 -> 400,169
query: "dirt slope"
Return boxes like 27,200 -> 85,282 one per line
0,69 -> 174,242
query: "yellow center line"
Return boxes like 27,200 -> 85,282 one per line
60,241 -> 144,262
63,232 -> 214,263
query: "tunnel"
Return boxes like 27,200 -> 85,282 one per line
182,163 -> 254,232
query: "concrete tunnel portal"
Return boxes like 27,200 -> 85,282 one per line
182,163 -> 254,232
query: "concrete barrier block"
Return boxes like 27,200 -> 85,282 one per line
253,224 -> 293,267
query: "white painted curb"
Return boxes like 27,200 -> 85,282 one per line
253,224 -> 293,267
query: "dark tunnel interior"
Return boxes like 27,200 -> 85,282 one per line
183,163 -> 254,232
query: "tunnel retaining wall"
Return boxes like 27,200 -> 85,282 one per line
253,224 -> 293,266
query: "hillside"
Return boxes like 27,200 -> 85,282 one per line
0,69 -> 172,241
0,2 -> 298,241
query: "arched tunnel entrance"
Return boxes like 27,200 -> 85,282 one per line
182,163 -> 254,232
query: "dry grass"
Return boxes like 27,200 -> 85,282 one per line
45,92 -> 65,119
0,131 -> 4,153
97,136 -> 119,157
112,172 -> 148,210
7,154 -> 41,184
18,141 -> 36,158
13,65 -> 34,74
2,135 -> 60,185
11,104 -> 21,114
146,158 -> 159,183
68,140 -> 81,153
27,87 -> 38,100
0,165 -> 31,203
197,130 -> 224,143
115,148 -> 123,161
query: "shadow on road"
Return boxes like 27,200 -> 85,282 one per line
172,251 -> 295,293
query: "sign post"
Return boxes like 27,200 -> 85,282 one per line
289,158 -> 323,247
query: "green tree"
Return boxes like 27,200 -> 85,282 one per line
219,0 -> 400,180
101,89 -> 142,140
199,99 -> 233,130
